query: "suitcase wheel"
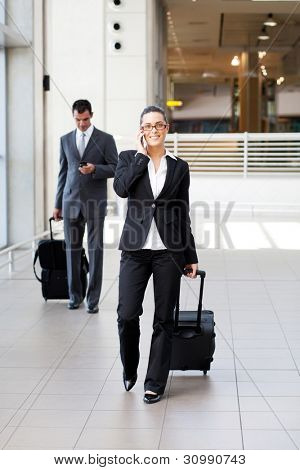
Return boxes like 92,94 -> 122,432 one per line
203,370 -> 207,375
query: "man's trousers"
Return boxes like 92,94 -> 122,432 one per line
64,213 -> 104,307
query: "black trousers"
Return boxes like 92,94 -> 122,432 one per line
64,212 -> 104,307
117,249 -> 184,395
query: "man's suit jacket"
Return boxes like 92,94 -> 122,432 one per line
55,127 -> 118,219
113,150 -> 198,264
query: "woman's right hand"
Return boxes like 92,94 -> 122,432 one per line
136,131 -> 148,156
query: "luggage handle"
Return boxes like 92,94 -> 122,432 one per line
49,217 -> 55,241
49,216 -> 64,240
174,269 -> 206,333
48,217 -> 88,273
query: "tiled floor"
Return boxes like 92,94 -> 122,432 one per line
0,216 -> 300,449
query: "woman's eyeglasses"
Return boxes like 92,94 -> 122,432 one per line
141,122 -> 168,132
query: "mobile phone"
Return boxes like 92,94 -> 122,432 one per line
140,135 -> 147,149
79,161 -> 88,167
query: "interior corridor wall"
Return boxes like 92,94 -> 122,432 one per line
44,0 -> 163,220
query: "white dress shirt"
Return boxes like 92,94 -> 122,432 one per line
142,150 -> 177,250
76,124 -> 94,154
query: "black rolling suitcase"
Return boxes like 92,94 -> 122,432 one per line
33,217 -> 89,301
170,270 -> 216,374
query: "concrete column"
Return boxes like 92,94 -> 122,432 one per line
238,52 -> 262,132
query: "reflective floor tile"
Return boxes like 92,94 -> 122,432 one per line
287,431 -> 300,449
40,380 -> 105,395
0,426 -> 16,449
241,412 -> 282,430
51,368 -> 110,382
0,394 -> 29,409
255,382 -> 300,397
164,411 -> 240,430
76,428 -> 160,450
94,393 -> 167,412
19,409 -> 90,428
0,367 -> 48,381
160,429 -> 243,450
86,410 -> 164,429
239,397 -> 271,412
31,394 -> 97,411
265,397 -> 300,412
169,380 -> 238,397
166,395 -> 239,412
243,430 -> 297,450
276,412 -> 300,430
4,426 -> 82,449
247,370 -> 300,383
0,380 -> 42,394
0,409 -> 16,432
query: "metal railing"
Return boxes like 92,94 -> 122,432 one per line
0,218 -> 68,273
165,132 -> 300,176
0,231 -> 50,273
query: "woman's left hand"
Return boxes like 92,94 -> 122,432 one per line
184,263 -> 198,279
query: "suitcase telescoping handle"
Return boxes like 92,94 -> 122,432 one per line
49,217 -> 55,241
49,216 -> 63,240
174,269 -> 206,333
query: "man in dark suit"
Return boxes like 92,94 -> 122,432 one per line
53,99 -> 118,313
114,105 -> 198,403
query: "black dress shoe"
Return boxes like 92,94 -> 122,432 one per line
68,301 -> 80,310
123,371 -> 137,392
87,305 -> 99,314
143,392 -> 161,404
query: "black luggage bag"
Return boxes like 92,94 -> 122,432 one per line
33,217 -> 89,301
170,270 -> 216,374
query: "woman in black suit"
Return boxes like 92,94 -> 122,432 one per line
114,105 -> 198,404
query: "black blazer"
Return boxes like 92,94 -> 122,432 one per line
113,150 -> 198,264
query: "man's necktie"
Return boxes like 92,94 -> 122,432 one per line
78,132 -> 86,158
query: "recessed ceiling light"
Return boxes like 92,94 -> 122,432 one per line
277,76 -> 285,85
258,51 -> 267,59
264,14 -> 277,27
258,27 -> 270,40
231,56 -> 240,67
